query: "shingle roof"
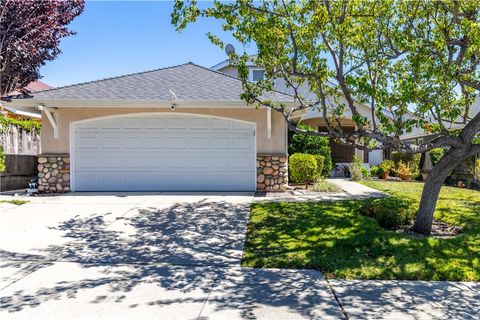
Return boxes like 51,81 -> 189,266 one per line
18,62 -> 293,103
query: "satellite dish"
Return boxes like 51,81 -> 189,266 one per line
225,44 -> 235,56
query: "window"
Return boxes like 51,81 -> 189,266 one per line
251,69 -> 265,82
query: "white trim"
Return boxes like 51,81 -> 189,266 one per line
210,59 -> 231,71
69,112 -> 257,192
267,107 -> 272,139
39,106 -> 59,138
2,106 -> 41,119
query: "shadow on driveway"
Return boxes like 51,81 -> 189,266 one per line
0,199 -> 342,319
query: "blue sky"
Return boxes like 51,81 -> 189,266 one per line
40,1 -> 252,87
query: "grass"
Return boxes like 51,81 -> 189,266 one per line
242,181 -> 480,281
0,199 -> 28,205
313,179 -> 341,192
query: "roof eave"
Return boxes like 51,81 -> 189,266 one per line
8,98 -> 296,108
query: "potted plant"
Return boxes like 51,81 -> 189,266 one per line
379,160 -> 395,179
395,161 -> 413,181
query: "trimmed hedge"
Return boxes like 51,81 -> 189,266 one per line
314,155 -> 325,178
289,153 -> 318,185
288,125 -> 333,176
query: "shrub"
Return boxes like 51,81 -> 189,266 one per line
288,125 -> 333,176
380,160 -> 395,174
313,179 -> 341,192
361,167 -> 370,178
349,155 -> 364,181
395,161 -> 413,180
391,152 -> 421,177
289,153 -> 318,185
0,146 -> 5,173
370,165 -> 383,177
360,197 -> 416,229
314,155 -> 325,178
0,116 -> 41,133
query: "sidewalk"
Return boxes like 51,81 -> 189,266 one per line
326,178 -> 386,198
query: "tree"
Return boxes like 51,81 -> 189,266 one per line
172,0 -> 480,235
0,0 -> 84,96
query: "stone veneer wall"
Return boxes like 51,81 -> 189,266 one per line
37,155 -> 70,193
256,154 -> 288,191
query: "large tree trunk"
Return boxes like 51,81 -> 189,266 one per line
411,148 -> 468,235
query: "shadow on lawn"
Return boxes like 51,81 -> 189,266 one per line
0,200 -> 341,319
243,200 -> 479,281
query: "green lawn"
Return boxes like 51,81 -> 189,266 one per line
242,181 -> 480,281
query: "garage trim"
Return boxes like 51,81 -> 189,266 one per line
69,112 -> 257,192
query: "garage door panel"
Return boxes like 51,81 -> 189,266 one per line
189,118 -> 209,129
144,137 -> 165,148
124,137 -> 144,148
145,118 -> 166,129
166,137 -> 187,149
73,114 -> 255,191
76,135 -> 99,149
123,118 -> 143,129
100,118 -> 122,129
167,118 -> 187,129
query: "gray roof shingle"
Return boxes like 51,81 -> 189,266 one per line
17,62 -> 293,103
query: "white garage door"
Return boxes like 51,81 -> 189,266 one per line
72,114 -> 256,191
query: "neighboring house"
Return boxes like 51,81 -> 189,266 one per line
212,58 -> 384,177
400,95 -> 480,144
2,80 -> 51,119
8,63 -> 294,192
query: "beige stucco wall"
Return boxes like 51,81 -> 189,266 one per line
41,107 -> 287,155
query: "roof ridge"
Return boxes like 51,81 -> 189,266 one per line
188,62 -> 294,99
37,62 -> 194,94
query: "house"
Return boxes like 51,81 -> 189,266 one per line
8,63 -> 295,192
212,58 -> 384,177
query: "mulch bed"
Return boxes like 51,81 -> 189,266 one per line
399,219 -> 463,238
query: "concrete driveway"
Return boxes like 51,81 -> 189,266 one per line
1,193 -> 478,320
0,193 -> 343,320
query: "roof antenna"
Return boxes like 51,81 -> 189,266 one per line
225,44 -> 235,56
169,89 -> 177,101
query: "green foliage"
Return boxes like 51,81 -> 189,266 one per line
288,153 -> 319,185
288,125 -> 333,177
0,200 -> 28,205
0,116 -> 41,133
0,146 -> 5,173
370,165 -> 383,178
313,155 -> 325,178
361,167 -> 370,179
391,152 -> 421,177
380,160 -> 395,174
313,179 -> 341,193
243,181 -> 480,280
349,155 -> 364,181
395,161 -> 413,180
172,0 -> 479,146
360,197 -> 416,229
475,159 -> 480,182
429,148 -> 445,166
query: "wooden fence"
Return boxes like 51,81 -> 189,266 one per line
0,124 -> 40,155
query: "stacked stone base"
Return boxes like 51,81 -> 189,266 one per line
37,155 -> 70,193
256,154 -> 288,191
